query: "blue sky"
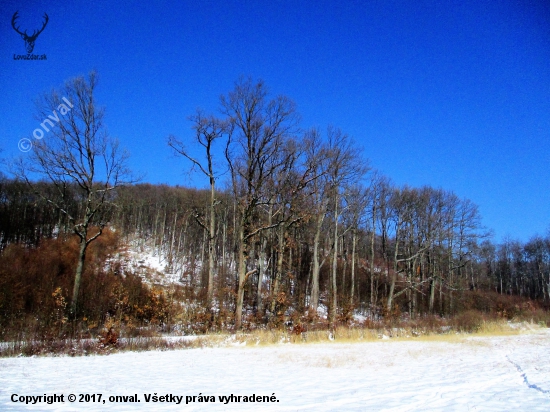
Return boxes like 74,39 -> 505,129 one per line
0,0 -> 549,242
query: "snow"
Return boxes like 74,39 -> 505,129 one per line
1,329 -> 550,411
111,242 -> 184,286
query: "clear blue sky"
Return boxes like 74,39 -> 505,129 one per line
1,0 -> 549,242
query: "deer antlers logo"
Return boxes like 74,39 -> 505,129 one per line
11,11 -> 49,54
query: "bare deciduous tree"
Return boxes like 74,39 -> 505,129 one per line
305,127 -> 367,322
169,110 -> 227,306
12,72 -> 134,317
222,77 -> 299,329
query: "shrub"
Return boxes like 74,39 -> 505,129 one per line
0,231 -> 179,341
452,310 -> 484,333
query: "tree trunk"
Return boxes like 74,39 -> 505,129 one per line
270,224 -> 285,314
310,199 -> 328,312
207,178 -> 216,305
350,229 -> 357,305
429,277 -> 435,313
330,201 -> 339,326
310,226 -> 321,311
235,225 -> 246,329
387,225 -> 401,311
257,206 -> 272,317
70,236 -> 87,317
257,233 -> 268,316
370,223 -> 376,308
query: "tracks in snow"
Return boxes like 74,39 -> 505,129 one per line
506,355 -> 550,396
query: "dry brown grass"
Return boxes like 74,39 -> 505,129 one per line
1,313 -> 544,358
225,318 -> 528,348
0,320 -> 536,358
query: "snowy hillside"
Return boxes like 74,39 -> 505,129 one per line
109,238 -> 196,287
2,329 -> 549,411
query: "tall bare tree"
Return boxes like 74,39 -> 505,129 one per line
304,127 -> 366,322
12,72 -> 133,317
168,110 -> 227,306
222,77 -> 299,329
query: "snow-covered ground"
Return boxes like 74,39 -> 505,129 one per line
1,329 -> 549,411
111,242 -> 184,286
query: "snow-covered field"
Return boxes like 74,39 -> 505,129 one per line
1,329 -> 549,411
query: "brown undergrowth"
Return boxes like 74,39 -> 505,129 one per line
1,235 -> 549,357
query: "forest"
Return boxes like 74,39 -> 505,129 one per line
1,73 -> 549,346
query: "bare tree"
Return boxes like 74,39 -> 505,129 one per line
168,111 -> 227,306
303,129 -> 330,314
326,129 -> 367,325
222,77 -> 299,329
386,187 -> 408,311
342,184 -> 368,305
304,127 -> 367,323
267,137 -> 314,318
12,72 -> 134,317
364,173 -> 393,309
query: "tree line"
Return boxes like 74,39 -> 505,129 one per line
2,73 -> 549,331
